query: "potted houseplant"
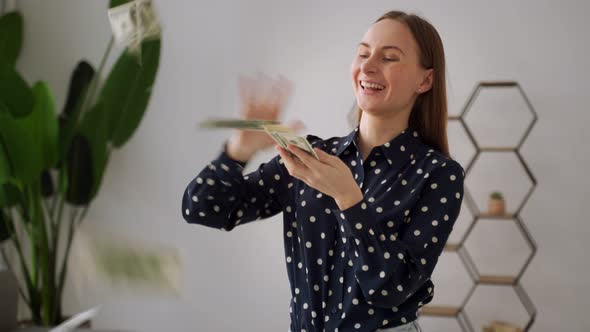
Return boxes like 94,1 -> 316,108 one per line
0,0 -> 161,326
488,191 -> 506,215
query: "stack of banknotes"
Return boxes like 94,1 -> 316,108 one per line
199,118 -> 319,160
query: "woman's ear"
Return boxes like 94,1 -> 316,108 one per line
417,69 -> 434,94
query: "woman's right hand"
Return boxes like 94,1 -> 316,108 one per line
226,74 -> 304,162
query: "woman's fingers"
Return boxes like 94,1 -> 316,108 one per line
287,144 -> 317,168
276,145 -> 307,179
313,147 -> 337,164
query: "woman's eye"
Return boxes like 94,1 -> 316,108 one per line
359,54 -> 369,59
384,58 -> 399,62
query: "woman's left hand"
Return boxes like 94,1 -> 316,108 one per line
275,144 -> 363,210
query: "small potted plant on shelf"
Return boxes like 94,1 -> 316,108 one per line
488,191 -> 506,216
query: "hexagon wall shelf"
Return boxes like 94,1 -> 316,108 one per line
418,81 -> 537,332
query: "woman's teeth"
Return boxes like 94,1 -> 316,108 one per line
360,81 -> 385,90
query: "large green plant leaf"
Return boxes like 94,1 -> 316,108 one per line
78,102 -> 111,201
0,210 -> 10,242
58,61 -> 95,162
0,115 -> 35,185
63,101 -> 112,205
109,0 -> 132,8
64,134 -> 92,205
98,39 -> 160,147
33,83 -> 59,169
61,61 -> 95,118
0,60 -> 33,117
0,11 -> 23,67
0,182 -> 21,208
40,170 -> 54,197
0,138 -> 10,184
0,133 -> 22,209
0,82 -> 58,185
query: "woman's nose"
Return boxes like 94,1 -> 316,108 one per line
360,56 -> 378,74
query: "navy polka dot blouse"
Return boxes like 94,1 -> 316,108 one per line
182,125 -> 465,332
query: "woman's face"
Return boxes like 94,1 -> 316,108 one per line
350,19 -> 430,118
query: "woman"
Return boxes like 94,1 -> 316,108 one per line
182,10 -> 464,332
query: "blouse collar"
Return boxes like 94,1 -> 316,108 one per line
334,125 -> 425,165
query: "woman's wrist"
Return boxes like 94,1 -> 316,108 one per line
335,186 -> 364,211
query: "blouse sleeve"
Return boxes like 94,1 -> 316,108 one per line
182,142 -> 291,231
332,160 -> 465,308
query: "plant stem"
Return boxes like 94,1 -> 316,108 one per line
27,183 -> 53,326
7,209 -> 40,323
50,193 -> 58,222
42,198 -> 54,246
82,36 -> 114,117
57,206 -> 87,296
0,212 -> 32,307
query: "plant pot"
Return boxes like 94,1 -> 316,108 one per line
488,198 -> 506,215
0,269 -> 19,332
17,318 -> 92,329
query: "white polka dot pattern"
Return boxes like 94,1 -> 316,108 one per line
182,127 -> 464,331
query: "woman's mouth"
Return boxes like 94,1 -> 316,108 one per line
359,80 -> 385,95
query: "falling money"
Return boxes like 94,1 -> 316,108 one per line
198,118 -> 318,160
107,0 -> 162,58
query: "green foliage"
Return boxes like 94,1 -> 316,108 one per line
0,7 -> 161,326
0,60 -> 33,117
100,39 -> 161,147
0,11 -> 23,67
109,0 -> 133,9
490,191 -> 504,200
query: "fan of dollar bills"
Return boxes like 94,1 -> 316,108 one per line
107,0 -> 161,59
199,118 -> 319,160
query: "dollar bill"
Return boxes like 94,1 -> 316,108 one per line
108,2 -> 137,47
267,131 -> 288,148
258,123 -> 295,133
283,134 -> 319,160
262,124 -> 318,160
197,118 -> 318,160
198,118 -> 282,131
135,0 -> 161,42
72,227 -> 182,294
107,0 -> 161,58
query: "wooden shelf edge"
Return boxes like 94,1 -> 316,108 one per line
480,147 -> 517,152
478,213 -> 516,220
444,244 -> 460,252
479,275 -> 517,285
419,305 -> 460,317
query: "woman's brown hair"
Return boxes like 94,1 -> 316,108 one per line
353,11 -> 450,158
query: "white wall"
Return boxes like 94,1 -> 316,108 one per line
12,0 -> 590,331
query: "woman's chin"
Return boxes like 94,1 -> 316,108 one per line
358,103 -> 385,115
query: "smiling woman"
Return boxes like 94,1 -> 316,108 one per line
182,10 -> 463,332
351,11 -> 449,162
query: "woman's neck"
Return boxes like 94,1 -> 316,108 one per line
357,111 -> 409,162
